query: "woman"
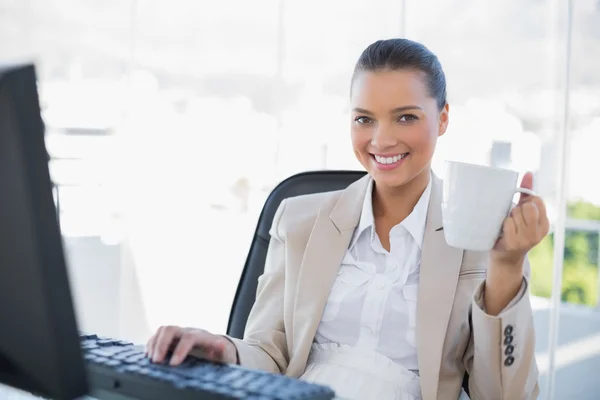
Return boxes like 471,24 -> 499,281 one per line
146,39 -> 547,400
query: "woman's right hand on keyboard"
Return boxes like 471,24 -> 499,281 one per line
146,326 -> 238,366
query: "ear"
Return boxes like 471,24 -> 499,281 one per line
438,103 -> 449,137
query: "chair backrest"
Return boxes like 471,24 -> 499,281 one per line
227,170 -> 367,338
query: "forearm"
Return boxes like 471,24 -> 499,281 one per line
469,279 -> 540,399
226,335 -> 287,374
483,257 -> 525,316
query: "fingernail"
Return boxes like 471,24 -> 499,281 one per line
169,356 -> 179,365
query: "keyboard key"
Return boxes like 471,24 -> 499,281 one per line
105,360 -> 121,367
97,339 -> 120,347
79,333 -> 98,340
91,348 -> 126,358
125,354 -> 146,364
143,367 -> 156,374
122,365 -> 141,373
113,350 -> 141,360
216,369 -> 245,384
230,372 -> 257,389
137,357 -> 151,366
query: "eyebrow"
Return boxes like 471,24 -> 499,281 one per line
352,106 -> 424,115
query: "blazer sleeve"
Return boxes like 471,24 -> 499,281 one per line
463,257 -> 540,400
225,199 -> 290,374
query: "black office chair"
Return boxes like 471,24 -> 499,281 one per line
227,170 -> 367,338
226,170 -> 469,395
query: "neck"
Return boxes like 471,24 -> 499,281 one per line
372,167 -> 431,223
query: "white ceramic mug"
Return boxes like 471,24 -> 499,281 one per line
441,161 -> 535,251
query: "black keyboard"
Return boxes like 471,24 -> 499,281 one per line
80,334 -> 335,400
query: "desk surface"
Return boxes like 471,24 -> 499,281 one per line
3,383 -> 346,400
0,384 -> 99,400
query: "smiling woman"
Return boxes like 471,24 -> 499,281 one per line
147,38 -> 545,400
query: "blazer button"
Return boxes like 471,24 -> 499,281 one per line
504,325 -> 514,336
504,335 -> 513,345
504,344 -> 514,356
504,356 -> 515,367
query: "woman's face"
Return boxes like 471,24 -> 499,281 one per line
350,69 -> 449,190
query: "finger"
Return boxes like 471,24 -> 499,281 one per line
532,197 -> 548,227
510,207 -> 525,237
146,327 -> 163,358
518,172 -> 534,205
502,217 -> 518,250
527,196 -> 550,241
188,336 -> 227,362
153,326 -> 181,363
511,206 -> 533,248
539,211 -> 550,237
520,201 -> 539,228
170,332 -> 198,365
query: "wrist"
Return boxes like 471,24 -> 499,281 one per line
488,256 -> 525,279
487,258 -> 524,292
219,335 -> 240,365
484,258 -> 525,316
490,250 -> 525,267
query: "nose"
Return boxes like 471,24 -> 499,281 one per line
370,125 -> 397,150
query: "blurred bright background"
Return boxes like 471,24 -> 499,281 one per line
1,0 -> 600,398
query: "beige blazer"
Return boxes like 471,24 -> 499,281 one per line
229,174 -> 539,400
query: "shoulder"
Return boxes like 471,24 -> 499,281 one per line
274,189 -> 343,237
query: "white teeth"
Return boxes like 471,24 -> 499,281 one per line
374,153 -> 407,164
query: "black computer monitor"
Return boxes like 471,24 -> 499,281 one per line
0,64 -> 89,399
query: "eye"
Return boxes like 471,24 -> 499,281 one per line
398,114 -> 418,123
354,116 -> 373,124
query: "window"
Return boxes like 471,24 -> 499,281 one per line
2,1 -> 599,397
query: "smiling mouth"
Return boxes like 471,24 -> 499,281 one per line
372,153 -> 409,165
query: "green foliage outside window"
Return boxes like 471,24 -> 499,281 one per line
528,201 -> 600,307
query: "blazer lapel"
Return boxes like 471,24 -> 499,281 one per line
290,175 -> 371,372
417,174 -> 464,400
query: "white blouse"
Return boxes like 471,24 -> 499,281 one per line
314,178 -> 432,371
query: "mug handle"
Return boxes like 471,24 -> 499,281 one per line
508,187 -> 536,216
516,187 -> 536,197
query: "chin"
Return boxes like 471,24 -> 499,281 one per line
370,170 -> 412,189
